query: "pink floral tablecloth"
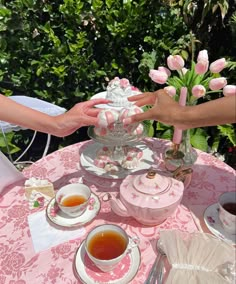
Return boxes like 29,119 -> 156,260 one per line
0,138 -> 235,284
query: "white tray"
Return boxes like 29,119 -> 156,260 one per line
79,142 -> 154,179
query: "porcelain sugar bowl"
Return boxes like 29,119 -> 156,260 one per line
108,169 -> 185,226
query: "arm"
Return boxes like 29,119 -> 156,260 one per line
0,94 -> 109,137
124,90 -> 236,129
177,95 -> 236,129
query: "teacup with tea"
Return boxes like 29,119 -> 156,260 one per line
218,191 -> 236,234
85,224 -> 139,272
56,183 -> 91,217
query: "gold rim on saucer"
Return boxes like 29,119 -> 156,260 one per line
73,238 -> 141,284
203,203 -> 236,245
46,193 -> 101,228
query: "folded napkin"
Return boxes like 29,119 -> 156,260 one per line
159,230 -> 236,284
28,210 -> 86,253
0,152 -> 24,194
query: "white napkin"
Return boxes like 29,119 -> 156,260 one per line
0,152 -> 24,194
28,210 -> 86,253
159,230 -> 236,284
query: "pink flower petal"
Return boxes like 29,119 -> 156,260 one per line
209,77 -> 227,91
210,58 -> 227,73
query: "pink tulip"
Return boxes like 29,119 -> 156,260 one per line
223,85 -> 236,96
164,86 -> 176,97
167,55 -> 185,71
197,50 -> 208,62
195,49 -> 209,74
149,69 -> 168,84
192,85 -> 206,98
158,66 -> 171,77
181,67 -> 188,75
209,77 -> 227,90
210,58 -> 227,73
195,60 -> 209,75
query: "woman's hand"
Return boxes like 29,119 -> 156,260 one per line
54,98 -> 110,136
124,89 -> 236,129
123,90 -> 181,126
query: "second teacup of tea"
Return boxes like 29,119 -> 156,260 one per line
56,183 -> 91,217
218,191 -> 236,235
85,224 -> 139,272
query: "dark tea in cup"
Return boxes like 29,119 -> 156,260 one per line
222,202 -> 236,215
218,191 -> 236,234
87,230 -> 127,260
61,195 -> 87,207
84,224 -> 139,272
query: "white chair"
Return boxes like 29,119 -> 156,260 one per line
0,96 -> 66,165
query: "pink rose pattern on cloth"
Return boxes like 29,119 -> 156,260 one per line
0,139 -> 235,283
84,253 -> 131,282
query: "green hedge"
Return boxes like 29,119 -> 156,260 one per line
0,1 -> 189,105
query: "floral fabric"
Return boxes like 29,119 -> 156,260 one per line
0,139 -> 235,283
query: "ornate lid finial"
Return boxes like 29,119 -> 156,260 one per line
146,170 -> 156,179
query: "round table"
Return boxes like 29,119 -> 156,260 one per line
0,138 -> 235,284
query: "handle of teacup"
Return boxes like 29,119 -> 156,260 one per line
126,236 -> 140,254
102,193 -> 112,202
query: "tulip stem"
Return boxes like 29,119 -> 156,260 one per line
206,90 -> 223,94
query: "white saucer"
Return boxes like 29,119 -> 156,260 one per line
203,203 -> 236,245
73,239 -> 141,284
90,92 -> 136,110
46,193 -> 100,228
79,142 -> 154,179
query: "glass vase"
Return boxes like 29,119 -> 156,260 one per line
179,129 -> 198,166
165,129 -> 198,168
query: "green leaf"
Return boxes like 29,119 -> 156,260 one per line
211,136 -> 220,152
36,66 -> 44,77
217,124 -> 236,146
21,0 -> 34,8
181,50 -> 189,60
147,124 -> 154,137
190,128 -> 208,151
111,62 -> 119,69
33,201 -> 40,207
161,129 -> 172,140
0,132 -> 20,154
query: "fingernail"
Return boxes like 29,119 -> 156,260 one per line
123,118 -> 132,125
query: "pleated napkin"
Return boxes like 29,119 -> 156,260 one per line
159,230 -> 235,284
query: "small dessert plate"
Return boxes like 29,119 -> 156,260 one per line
203,203 -> 236,245
46,193 -> 100,228
73,238 -> 141,284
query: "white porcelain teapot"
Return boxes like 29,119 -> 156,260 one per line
106,169 -> 187,226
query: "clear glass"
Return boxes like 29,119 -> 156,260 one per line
87,122 -> 148,163
165,129 -> 198,167
179,129 -> 198,165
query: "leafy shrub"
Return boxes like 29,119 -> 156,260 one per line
0,1 -> 189,102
